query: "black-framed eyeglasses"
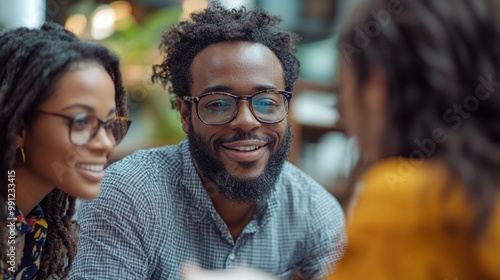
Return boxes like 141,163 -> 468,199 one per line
182,89 -> 292,125
37,111 -> 131,146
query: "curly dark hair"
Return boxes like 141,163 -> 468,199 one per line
338,0 -> 500,229
0,22 -> 128,278
152,3 -> 300,108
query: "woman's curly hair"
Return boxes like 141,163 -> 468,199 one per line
339,0 -> 500,230
0,22 -> 128,278
152,3 -> 300,108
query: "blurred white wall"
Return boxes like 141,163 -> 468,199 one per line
0,0 -> 46,30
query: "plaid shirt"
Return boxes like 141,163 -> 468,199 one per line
70,140 -> 346,280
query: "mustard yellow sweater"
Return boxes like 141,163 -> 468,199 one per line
328,158 -> 500,280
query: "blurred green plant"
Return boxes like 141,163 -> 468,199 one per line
100,6 -> 186,146
103,7 -> 181,65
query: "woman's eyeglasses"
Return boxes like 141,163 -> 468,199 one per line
37,111 -> 131,146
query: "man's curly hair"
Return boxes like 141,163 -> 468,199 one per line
152,3 -> 300,108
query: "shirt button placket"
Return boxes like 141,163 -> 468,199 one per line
226,251 -> 236,268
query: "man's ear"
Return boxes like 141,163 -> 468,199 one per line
177,97 -> 190,134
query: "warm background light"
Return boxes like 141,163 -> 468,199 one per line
109,1 -> 132,21
181,0 -> 208,20
91,5 -> 116,40
64,14 -> 87,37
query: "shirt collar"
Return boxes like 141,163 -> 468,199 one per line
14,204 -> 45,234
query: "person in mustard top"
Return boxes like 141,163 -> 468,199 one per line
328,0 -> 500,279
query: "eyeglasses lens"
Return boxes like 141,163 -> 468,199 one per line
197,91 -> 288,124
70,115 -> 129,146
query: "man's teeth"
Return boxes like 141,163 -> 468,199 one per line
76,164 -> 104,172
233,145 -> 259,151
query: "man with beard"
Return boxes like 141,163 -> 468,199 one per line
70,3 -> 346,280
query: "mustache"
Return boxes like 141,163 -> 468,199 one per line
214,133 -> 274,146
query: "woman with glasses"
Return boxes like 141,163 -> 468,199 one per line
327,0 -> 500,279
0,22 -> 130,279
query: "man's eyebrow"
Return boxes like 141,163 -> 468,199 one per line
254,85 -> 278,91
200,85 -> 279,95
200,85 -> 231,94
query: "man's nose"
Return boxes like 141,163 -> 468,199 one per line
228,101 -> 261,132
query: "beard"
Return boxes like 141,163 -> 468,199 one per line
187,120 -> 293,204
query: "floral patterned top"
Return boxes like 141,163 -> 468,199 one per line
2,205 -> 47,280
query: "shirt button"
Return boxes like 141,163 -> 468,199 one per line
228,252 -> 236,260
